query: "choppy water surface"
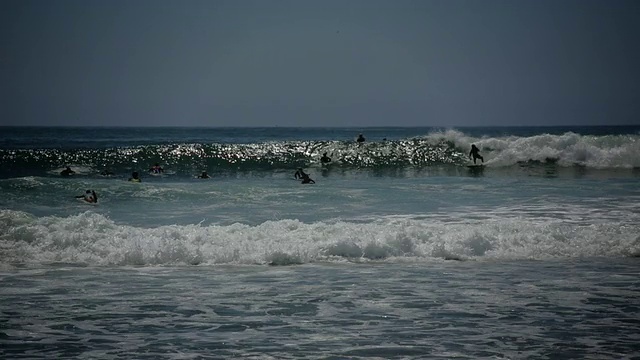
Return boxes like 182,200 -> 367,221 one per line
1,261 -> 639,359
1,126 -> 639,358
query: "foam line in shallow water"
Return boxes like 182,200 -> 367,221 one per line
1,210 -> 638,267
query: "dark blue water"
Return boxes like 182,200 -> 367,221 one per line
1,125 -> 638,149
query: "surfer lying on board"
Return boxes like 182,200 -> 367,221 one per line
100,169 -> 115,176
320,152 -> 332,165
149,163 -> 164,174
60,166 -> 76,176
469,144 -> 484,165
197,171 -> 211,179
76,190 -> 98,203
301,173 -> 315,184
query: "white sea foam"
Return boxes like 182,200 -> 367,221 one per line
424,130 -> 640,168
1,210 -> 638,268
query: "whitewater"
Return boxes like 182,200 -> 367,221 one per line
1,126 -> 639,359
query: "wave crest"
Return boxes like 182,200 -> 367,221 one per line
1,131 -> 639,178
1,211 -> 638,267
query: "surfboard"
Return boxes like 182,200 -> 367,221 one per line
76,198 -> 98,205
467,164 -> 485,168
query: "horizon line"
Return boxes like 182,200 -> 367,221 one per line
1,124 -> 638,129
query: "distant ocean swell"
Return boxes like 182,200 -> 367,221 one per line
0,131 -> 638,178
1,210 -> 638,267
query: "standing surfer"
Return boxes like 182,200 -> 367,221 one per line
469,144 -> 484,165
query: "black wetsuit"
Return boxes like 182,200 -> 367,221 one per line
469,145 -> 484,164
294,169 -> 307,179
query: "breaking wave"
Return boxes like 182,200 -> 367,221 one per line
0,130 -> 639,179
1,210 -> 638,268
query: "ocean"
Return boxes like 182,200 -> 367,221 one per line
1,126 -> 639,359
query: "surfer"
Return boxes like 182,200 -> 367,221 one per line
320,152 -> 332,165
149,163 -> 164,174
100,168 -> 115,176
60,166 -> 75,177
76,190 -> 98,203
469,144 -> 484,165
301,173 -> 315,184
294,168 -> 307,179
356,134 -> 366,143
129,171 -> 141,182
197,171 -> 211,179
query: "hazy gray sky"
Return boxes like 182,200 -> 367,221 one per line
1,0 -> 639,127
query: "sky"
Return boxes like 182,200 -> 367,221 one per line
1,0 -> 639,127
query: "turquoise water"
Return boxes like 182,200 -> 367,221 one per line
1,126 -> 639,358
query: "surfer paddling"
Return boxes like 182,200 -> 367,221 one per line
320,152 -> 331,165
149,163 -> 164,174
76,190 -> 98,203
